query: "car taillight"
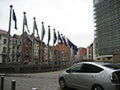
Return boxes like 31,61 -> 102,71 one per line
111,72 -> 119,84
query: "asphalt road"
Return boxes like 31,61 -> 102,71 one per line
1,71 -> 76,90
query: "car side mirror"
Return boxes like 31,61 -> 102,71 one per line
66,69 -> 72,73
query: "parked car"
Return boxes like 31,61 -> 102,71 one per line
59,62 -> 120,90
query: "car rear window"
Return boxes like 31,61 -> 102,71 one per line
104,64 -> 120,69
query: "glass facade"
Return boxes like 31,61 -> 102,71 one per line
94,0 -> 120,56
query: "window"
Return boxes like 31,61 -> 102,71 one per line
104,64 -> 120,69
16,40 -> 17,44
2,47 -> 7,53
68,64 -> 82,73
13,46 -> 15,49
17,45 -> 20,49
80,64 -> 103,73
0,35 -> 1,39
3,39 -> 7,44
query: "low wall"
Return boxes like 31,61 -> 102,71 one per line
0,63 -> 70,73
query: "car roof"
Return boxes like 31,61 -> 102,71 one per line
77,61 -> 115,66
74,62 -> 120,71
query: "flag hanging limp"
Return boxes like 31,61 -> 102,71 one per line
12,9 -> 17,29
67,38 -> 78,55
58,31 -> 63,44
23,12 -> 30,33
41,22 -> 45,41
33,17 -> 39,37
47,26 -> 51,45
53,28 -> 57,45
61,35 -> 67,46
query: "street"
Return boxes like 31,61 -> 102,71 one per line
2,71 -> 76,90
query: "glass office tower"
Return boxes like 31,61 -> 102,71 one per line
94,0 -> 120,58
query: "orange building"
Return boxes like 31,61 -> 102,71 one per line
77,48 -> 87,60
53,43 -> 71,66
79,48 -> 87,56
54,43 -> 70,53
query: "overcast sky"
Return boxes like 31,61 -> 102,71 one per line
0,0 -> 95,47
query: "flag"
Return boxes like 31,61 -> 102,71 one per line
12,9 -> 17,29
41,22 -> 45,41
58,31 -> 63,44
53,28 -> 57,45
61,35 -> 67,46
23,12 -> 30,33
72,44 -> 78,55
67,38 -> 73,48
48,26 -> 51,45
33,17 -> 39,37
67,38 -> 78,55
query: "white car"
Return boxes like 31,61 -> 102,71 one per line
59,62 -> 120,90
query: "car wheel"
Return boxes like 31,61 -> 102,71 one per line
92,85 -> 103,90
59,78 -> 67,89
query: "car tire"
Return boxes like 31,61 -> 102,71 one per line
59,78 -> 67,89
92,85 -> 104,90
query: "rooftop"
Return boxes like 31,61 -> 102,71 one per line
0,29 -> 8,35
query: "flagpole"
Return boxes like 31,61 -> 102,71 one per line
53,31 -> 54,71
32,17 -> 35,64
38,40 -> 41,64
7,5 -> 13,63
53,28 -> 56,70
39,21 -> 45,64
41,22 -> 43,64
37,20 -> 41,64
21,12 -> 26,64
22,12 -> 26,34
48,26 -> 50,65
39,22 -> 44,64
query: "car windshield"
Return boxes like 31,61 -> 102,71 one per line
104,64 -> 120,69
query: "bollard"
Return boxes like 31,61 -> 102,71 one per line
11,80 -> 16,90
32,88 -> 38,90
1,76 -> 4,90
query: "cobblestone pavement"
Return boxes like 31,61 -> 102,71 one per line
1,71 -> 76,90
